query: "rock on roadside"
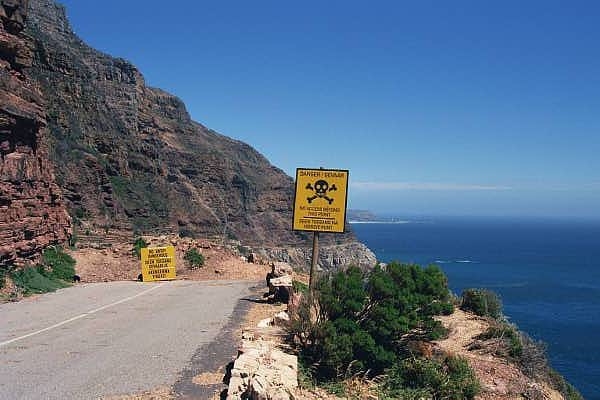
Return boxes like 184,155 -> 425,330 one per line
227,333 -> 298,400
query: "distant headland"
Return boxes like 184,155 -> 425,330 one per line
347,209 -> 412,224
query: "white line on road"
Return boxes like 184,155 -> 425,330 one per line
0,283 -> 165,348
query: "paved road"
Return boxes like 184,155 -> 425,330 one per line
0,280 -> 254,400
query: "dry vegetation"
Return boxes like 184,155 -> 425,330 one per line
435,310 -> 564,400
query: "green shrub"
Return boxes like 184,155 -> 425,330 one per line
461,288 -> 503,319
423,317 -> 450,340
11,266 -> 69,295
0,267 -> 6,289
297,356 -> 316,389
133,237 -> 148,259
426,300 -> 454,316
292,280 -> 309,294
184,248 -> 204,269
42,246 -> 76,280
288,263 -> 454,381
380,355 -> 480,399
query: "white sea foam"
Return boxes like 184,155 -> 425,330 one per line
485,282 -> 528,288
434,259 -> 476,264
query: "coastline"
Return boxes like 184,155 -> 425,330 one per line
351,217 -> 600,398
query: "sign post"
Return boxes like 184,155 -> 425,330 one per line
140,245 -> 176,282
292,168 -> 349,290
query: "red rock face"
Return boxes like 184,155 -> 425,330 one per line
0,0 -> 70,266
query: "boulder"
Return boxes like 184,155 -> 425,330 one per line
273,311 -> 290,326
267,275 -> 293,304
272,262 -> 293,276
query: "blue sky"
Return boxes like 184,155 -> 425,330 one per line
58,0 -> 600,217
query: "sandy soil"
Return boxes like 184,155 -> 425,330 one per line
101,386 -> 173,400
69,235 -> 271,284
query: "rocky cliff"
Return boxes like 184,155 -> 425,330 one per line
16,0 -> 374,269
0,0 -> 70,266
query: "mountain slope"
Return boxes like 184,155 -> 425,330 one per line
25,0 -> 294,245
22,0 -> 375,268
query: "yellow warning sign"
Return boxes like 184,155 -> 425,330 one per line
293,168 -> 349,233
140,246 -> 176,282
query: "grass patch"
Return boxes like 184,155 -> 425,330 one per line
379,355 -> 480,400
9,247 -> 76,296
11,266 -> 69,295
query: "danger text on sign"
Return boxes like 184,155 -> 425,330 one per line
293,168 -> 349,233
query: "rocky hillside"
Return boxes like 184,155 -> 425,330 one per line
25,0 -> 294,245
7,0 -> 375,268
0,0 -> 70,266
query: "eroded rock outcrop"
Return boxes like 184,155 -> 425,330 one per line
0,0 -> 70,266
258,241 -> 377,272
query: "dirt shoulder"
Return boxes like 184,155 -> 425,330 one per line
70,236 -> 271,283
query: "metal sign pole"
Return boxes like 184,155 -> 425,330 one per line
309,231 -> 319,291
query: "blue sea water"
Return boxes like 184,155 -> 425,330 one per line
351,217 -> 600,399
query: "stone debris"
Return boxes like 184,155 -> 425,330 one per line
272,262 -> 293,276
273,311 -> 290,325
257,318 -> 272,328
227,337 -> 297,400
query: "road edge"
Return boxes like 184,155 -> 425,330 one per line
173,282 -> 263,399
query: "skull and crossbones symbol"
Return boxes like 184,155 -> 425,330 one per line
306,179 -> 337,204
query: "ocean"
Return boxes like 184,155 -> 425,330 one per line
351,217 -> 600,399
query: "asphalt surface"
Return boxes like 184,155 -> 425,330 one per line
0,280 -> 255,400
